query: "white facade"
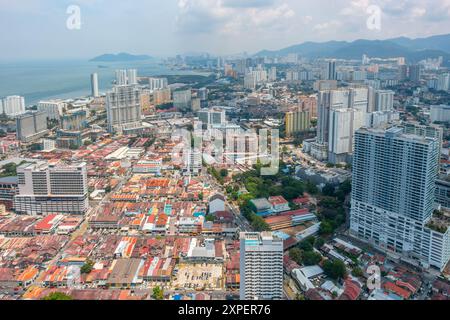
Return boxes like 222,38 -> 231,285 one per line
240,232 -> 284,300
16,111 -> 49,143
106,85 -> 142,133
91,73 -> 99,97
14,162 -> 89,215
244,74 -> 256,90
375,90 -> 394,112
437,73 -> 450,92
430,105 -> 450,123
1,96 -> 25,117
183,148 -> 202,176
198,108 -> 226,126
350,127 -> 450,271
173,89 -> 192,111
149,77 -> 168,91
127,69 -> 138,85
209,194 -> 225,214
115,70 -> 128,86
38,100 -> 66,120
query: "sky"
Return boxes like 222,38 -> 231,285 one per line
1,0 -> 450,60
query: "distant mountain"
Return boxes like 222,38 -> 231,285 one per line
389,34 -> 450,53
90,53 -> 152,62
255,34 -> 450,65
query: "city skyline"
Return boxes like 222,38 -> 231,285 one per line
2,0 -> 450,60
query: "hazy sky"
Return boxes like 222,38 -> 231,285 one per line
1,0 -> 450,60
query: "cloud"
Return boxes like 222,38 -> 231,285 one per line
222,0 -> 276,8
175,0 -> 296,35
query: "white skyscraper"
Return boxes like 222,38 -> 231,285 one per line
2,96 -> 25,117
149,77 -> 168,91
106,85 -> 142,134
91,73 -> 99,97
268,67 -> 277,82
14,161 -> 89,215
437,73 -> 450,91
350,127 -> 450,271
198,108 -> 226,127
312,88 -> 369,163
328,108 -> 365,164
38,100 -> 66,120
16,111 -> 49,143
173,89 -> 192,111
127,69 -> 138,85
244,73 -> 256,90
115,69 -> 128,86
374,90 -> 394,112
240,232 -> 284,300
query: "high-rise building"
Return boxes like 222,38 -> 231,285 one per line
173,89 -> 192,111
14,161 -> 89,216
437,73 -> 450,91
149,77 -> 168,91
285,109 -> 310,137
38,100 -> 66,121
313,88 -> 369,163
91,73 -> 99,97
430,105 -> 450,123
328,108 -> 365,164
398,65 -> 408,81
198,108 -> 226,127
317,88 -> 368,144
115,70 -> 128,86
268,67 -> 277,82
127,69 -> 137,85
239,232 -> 284,300
244,74 -> 256,90
57,110 -> 89,149
374,90 -> 395,112
16,111 -> 49,143
350,127 -> 450,271
1,96 -> 25,117
106,85 -> 142,134
152,88 -> 171,105
183,148 -> 202,176
325,61 -> 337,80
408,64 -> 422,83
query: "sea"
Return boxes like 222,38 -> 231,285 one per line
0,59 -> 203,106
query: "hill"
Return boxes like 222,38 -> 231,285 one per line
90,52 -> 152,62
255,34 -> 450,65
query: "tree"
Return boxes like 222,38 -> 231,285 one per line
152,286 -> 164,300
289,248 -> 302,265
323,260 -> 347,280
205,214 -> 215,222
251,214 -> 271,232
319,220 -> 335,235
42,292 -> 73,300
303,251 -> 322,266
220,169 -> 229,178
351,266 -> 364,278
299,240 -> 314,252
322,184 -> 335,197
314,237 -> 326,249
81,260 -> 95,274
305,181 -> 318,195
